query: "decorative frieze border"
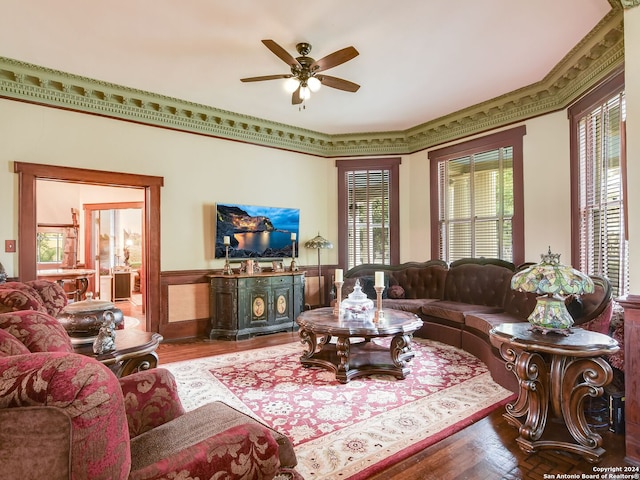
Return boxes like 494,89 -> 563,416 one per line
0,4 -> 624,157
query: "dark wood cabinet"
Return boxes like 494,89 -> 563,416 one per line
113,271 -> 131,301
208,272 -> 305,340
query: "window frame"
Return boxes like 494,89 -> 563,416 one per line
569,67 -> 626,293
428,126 -> 526,265
336,157 -> 401,269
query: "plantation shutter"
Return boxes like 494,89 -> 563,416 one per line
337,157 -> 400,270
438,147 -> 514,263
345,169 -> 391,269
576,91 -> 627,296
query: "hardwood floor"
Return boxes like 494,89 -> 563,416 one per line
153,332 -> 632,480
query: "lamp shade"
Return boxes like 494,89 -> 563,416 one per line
511,249 -> 594,296
511,248 -> 594,334
284,77 -> 300,93
307,76 -> 321,92
304,233 -> 333,250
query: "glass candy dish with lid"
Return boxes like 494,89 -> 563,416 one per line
341,279 -> 374,319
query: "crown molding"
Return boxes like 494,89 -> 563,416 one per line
0,5 -> 624,157
620,0 -> 640,9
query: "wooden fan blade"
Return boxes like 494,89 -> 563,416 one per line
318,75 -> 360,92
311,46 -> 359,72
292,87 -> 303,105
262,39 -> 300,67
241,74 -> 291,82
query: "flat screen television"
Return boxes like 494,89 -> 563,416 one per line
215,203 -> 300,259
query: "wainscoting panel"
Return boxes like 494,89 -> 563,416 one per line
168,283 -> 209,322
160,270 -> 211,340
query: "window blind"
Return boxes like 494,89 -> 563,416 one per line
576,91 -> 627,296
438,147 -> 514,263
345,169 -> 391,269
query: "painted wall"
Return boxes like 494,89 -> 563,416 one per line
0,99 -> 338,276
1,95 -> 576,278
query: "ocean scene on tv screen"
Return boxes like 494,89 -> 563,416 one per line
216,203 -> 300,259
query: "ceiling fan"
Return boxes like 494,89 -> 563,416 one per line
241,39 -> 360,105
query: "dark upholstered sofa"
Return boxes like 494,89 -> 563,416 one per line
341,258 -> 613,392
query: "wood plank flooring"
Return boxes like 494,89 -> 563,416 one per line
154,332 -> 632,480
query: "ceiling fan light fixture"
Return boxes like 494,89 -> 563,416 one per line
300,85 -> 311,100
284,77 -> 299,93
307,76 -> 321,92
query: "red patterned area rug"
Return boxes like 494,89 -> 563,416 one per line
163,338 -> 515,480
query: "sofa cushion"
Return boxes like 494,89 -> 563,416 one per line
393,265 -> 448,299
382,298 -> 437,315
120,368 -> 186,438
387,285 -> 405,299
422,300 -> 504,325
0,310 -> 73,353
0,288 -> 47,313
502,288 -> 537,318
25,280 -> 68,317
464,312 -> 527,337
0,328 -> 31,357
443,263 -> 513,307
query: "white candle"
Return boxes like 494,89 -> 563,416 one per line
223,236 -> 230,245
375,271 -> 384,288
291,233 -> 296,241
335,268 -> 343,283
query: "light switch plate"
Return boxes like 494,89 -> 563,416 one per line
5,240 -> 16,253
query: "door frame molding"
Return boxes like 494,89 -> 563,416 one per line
14,162 -> 163,333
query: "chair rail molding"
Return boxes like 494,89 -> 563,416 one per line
0,4 -> 624,157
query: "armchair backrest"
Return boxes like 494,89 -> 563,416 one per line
0,280 -> 68,317
0,310 -> 73,353
0,352 -> 131,480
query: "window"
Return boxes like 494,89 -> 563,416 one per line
429,126 -> 525,265
336,158 -> 400,269
37,229 -> 65,263
36,225 -> 77,266
570,69 -> 627,297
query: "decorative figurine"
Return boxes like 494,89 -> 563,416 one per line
93,312 -> 117,354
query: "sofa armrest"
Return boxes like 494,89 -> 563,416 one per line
0,406 -> 72,480
129,422 -> 281,480
0,352 -> 131,480
119,368 -> 186,438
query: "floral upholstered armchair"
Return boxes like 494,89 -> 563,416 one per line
0,303 -> 301,479
0,279 -> 69,316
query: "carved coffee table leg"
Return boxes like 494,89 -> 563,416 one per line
335,336 -> 350,383
390,334 -> 415,376
299,328 -> 318,359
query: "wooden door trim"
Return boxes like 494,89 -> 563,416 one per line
14,162 -> 163,333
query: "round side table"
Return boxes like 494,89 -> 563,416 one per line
490,322 -> 619,463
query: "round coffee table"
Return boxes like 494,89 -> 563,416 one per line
73,329 -> 163,378
296,307 -> 423,383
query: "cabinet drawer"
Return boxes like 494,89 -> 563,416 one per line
270,275 -> 293,286
239,277 -> 271,288
211,277 -> 237,289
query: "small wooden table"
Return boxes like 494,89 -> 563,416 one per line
73,329 -> 163,378
296,307 -> 423,383
489,322 -> 619,462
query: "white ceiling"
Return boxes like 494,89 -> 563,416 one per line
1,0 -> 611,135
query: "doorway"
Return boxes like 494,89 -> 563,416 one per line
14,162 -> 163,333
84,202 -> 145,318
